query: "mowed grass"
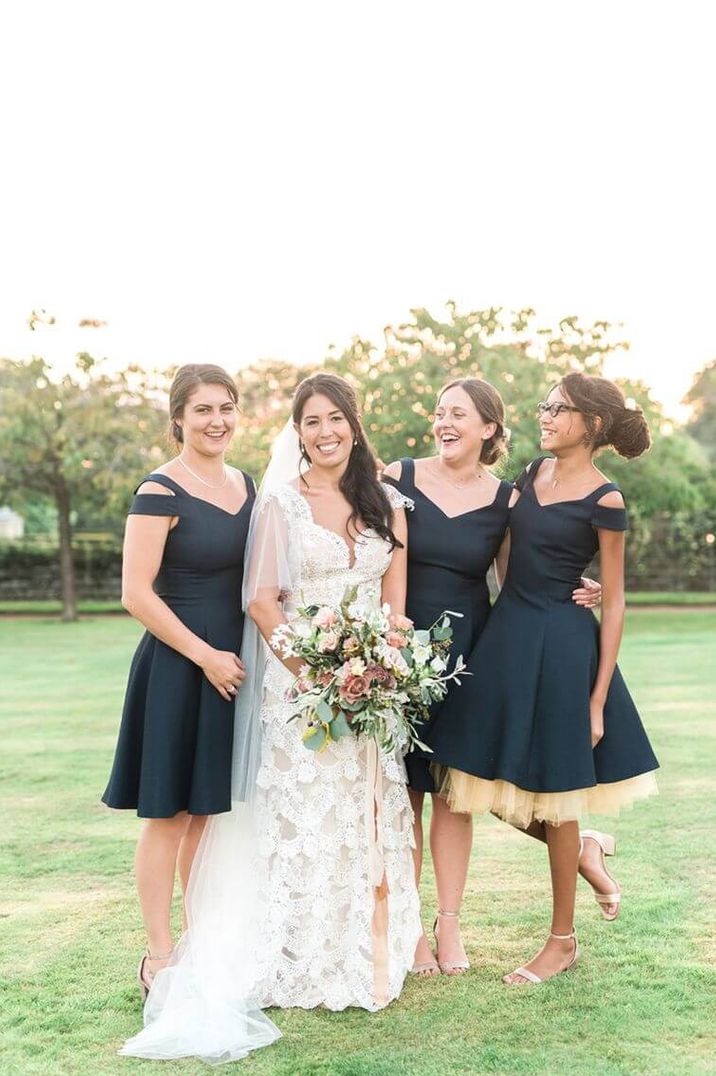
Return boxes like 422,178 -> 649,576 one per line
1,612 -> 715,1076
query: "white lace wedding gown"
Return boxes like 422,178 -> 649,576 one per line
251,484 -> 421,1010
121,482 -> 421,1062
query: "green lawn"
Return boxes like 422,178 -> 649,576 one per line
0,592 -> 713,615
1,612 -> 715,1075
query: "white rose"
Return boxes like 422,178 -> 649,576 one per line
413,644 -> 431,666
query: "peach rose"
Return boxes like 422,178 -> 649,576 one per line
317,631 -> 339,652
313,607 -> 337,629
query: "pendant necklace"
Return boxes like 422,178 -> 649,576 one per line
438,461 -> 484,490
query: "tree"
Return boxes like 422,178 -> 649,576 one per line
231,359 -> 313,478
684,359 -> 716,460
326,303 -> 635,471
0,354 -> 167,620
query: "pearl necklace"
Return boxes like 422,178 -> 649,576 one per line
178,454 -> 228,489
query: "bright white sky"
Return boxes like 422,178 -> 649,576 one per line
1,1 -> 714,419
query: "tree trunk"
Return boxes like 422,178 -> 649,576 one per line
55,479 -> 77,622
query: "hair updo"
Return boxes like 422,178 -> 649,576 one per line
168,364 -> 239,445
559,372 -> 651,459
437,378 -> 508,465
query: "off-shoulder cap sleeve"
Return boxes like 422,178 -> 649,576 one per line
592,490 -> 628,532
382,481 -> 414,513
128,479 -> 181,517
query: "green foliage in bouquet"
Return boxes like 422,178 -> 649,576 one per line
270,585 -> 468,755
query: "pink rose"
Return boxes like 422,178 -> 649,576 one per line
319,671 -> 334,687
342,635 -> 360,654
386,631 -> 407,650
313,607 -> 337,629
339,674 -> 370,702
318,631 -> 339,653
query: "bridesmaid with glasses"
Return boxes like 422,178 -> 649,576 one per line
102,364 -> 256,999
433,373 -> 659,985
383,378 -> 612,978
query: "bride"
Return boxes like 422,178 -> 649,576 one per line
120,373 -> 422,1062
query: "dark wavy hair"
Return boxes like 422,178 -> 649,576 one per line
169,364 -> 239,445
292,373 -> 402,549
559,373 -> 651,459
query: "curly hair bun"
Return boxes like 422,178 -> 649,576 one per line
611,406 -> 652,458
559,372 -> 651,460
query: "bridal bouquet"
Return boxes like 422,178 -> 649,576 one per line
270,586 -> 468,754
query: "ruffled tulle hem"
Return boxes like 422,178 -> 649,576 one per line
433,766 -> 658,827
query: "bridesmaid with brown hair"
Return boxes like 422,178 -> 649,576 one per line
383,377 -> 611,978
102,364 -> 256,998
432,373 -> 658,984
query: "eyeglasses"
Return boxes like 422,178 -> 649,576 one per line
536,401 -> 581,419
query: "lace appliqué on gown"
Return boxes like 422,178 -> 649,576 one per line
252,484 -> 420,1010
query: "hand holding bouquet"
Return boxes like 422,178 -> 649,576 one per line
270,586 -> 468,754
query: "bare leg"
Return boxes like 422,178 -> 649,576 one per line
508,816 -> 619,918
504,820 -> 579,984
135,812 -> 191,983
177,814 -> 209,929
409,788 -> 439,974
431,794 -> 472,974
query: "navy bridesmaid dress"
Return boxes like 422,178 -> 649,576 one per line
383,459 -> 512,792
431,456 -> 659,825
102,471 -> 255,818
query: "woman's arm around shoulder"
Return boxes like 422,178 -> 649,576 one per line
381,461 -> 403,482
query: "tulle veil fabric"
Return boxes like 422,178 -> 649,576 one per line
120,422 -> 304,1064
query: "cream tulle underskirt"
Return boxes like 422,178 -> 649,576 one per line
433,766 -> 658,828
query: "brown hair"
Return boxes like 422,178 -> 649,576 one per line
437,378 -> 508,465
558,373 -> 651,458
292,373 -> 401,549
168,364 -> 239,445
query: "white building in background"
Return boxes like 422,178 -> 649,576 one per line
0,507 -> 24,539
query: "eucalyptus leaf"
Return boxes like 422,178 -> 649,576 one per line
302,725 -> 328,751
341,700 -> 365,713
330,711 -> 353,739
315,699 -> 334,723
